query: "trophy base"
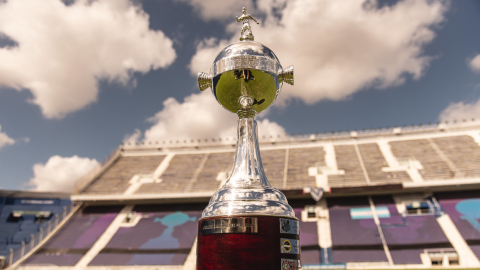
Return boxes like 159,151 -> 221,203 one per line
196,215 -> 301,270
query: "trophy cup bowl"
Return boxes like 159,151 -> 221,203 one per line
198,41 -> 294,114
196,8 -> 300,270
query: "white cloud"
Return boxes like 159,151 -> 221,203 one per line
190,0 -> 448,104
0,0 -> 176,118
128,91 -> 286,143
189,38 -> 230,75
124,128 -> 142,143
469,54 -> 480,73
439,98 -> 480,122
175,0 -> 255,21
29,155 -> 100,192
0,125 -> 15,151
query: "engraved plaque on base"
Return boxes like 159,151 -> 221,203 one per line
201,217 -> 258,235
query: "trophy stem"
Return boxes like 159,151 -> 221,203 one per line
222,110 -> 270,188
200,107 -> 295,218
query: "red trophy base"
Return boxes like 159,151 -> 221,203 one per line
197,215 -> 300,270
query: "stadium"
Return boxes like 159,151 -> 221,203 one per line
0,119 -> 479,269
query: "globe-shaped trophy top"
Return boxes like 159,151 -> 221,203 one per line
197,10 -> 293,115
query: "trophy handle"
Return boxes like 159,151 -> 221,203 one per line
279,65 -> 294,86
197,72 -> 213,91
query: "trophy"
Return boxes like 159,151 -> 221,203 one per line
196,7 -> 298,270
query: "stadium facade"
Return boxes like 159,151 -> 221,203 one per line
0,191 -> 72,269
3,120 -> 480,269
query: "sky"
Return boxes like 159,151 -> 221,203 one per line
0,0 -> 480,192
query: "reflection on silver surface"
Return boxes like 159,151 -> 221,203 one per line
202,118 -> 295,218
197,38 -> 294,114
198,72 -> 212,91
198,7 -> 296,220
212,48 -> 281,75
201,217 -> 258,235
279,65 -> 294,86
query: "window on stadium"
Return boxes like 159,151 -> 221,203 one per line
405,201 -> 432,215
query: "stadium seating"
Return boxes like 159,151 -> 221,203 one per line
286,147 -> 325,189
389,139 -> 454,180
14,123 -> 480,269
136,154 -> 205,194
83,155 -> 166,194
23,206 -> 121,266
372,195 -> 451,264
328,196 -> 388,263
190,152 -> 234,192
328,145 -> 367,187
291,201 -> 321,265
358,144 -> 411,185
435,190 -> 480,259
89,204 -> 203,266
432,136 -> 480,177
262,149 -> 287,188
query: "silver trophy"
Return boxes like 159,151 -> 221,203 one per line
197,7 -> 295,219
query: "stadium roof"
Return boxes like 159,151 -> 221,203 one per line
0,190 -> 70,199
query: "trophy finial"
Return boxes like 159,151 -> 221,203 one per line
236,7 -> 259,41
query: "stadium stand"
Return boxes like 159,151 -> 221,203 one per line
435,190 -> 480,259
372,195 -> 452,265
389,139 -> 455,180
89,204 -> 202,266
23,205 -> 122,266
432,136 -> 480,177
286,147 -> 325,189
292,201 -> 322,265
190,152 -> 234,192
0,190 -> 72,268
83,155 -> 166,194
328,145 -> 368,187
358,143 -> 411,185
328,196 -> 389,264
136,154 -> 205,194
6,121 -> 480,269
261,149 -> 287,188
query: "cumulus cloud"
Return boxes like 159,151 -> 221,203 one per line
127,91 -> 286,143
0,125 -> 15,151
469,54 -> 480,73
439,98 -> 480,122
190,0 -> 448,104
0,0 -> 176,118
124,128 -> 142,143
28,155 -> 100,192
175,0 -> 255,21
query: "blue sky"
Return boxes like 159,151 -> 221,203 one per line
0,0 -> 479,191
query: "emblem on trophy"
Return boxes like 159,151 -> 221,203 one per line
282,219 -> 291,232
196,7 -> 299,270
